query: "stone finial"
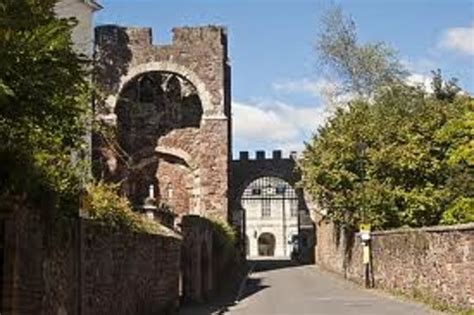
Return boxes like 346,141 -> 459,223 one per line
143,185 -> 157,210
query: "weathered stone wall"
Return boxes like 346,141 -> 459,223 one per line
1,203 -> 79,314
316,219 -> 474,309
93,25 -> 231,220
181,215 -> 214,303
80,220 -> 181,315
0,204 -> 182,315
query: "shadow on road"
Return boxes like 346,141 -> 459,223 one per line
179,259 -> 301,315
236,276 -> 268,302
250,259 -> 299,272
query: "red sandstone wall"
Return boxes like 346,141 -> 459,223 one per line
1,204 -> 79,315
80,220 -> 181,315
0,204 -> 181,315
316,220 -> 474,309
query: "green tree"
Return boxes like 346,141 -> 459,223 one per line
0,0 -> 90,213
300,78 -> 473,229
316,6 -> 408,99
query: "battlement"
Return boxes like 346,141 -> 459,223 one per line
172,26 -> 228,47
234,150 -> 298,161
95,24 -> 227,49
95,25 -> 152,47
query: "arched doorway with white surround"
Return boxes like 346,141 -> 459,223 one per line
241,176 -> 299,258
258,233 -> 276,256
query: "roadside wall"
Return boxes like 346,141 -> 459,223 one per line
80,220 -> 181,315
1,203 -> 79,314
316,219 -> 474,309
1,204 -> 181,315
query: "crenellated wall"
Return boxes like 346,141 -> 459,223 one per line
230,150 -> 315,263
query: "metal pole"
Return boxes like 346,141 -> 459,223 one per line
282,194 -> 286,257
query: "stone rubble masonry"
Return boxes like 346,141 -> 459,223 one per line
181,215 -> 214,303
80,220 -> 181,315
315,218 -> 474,309
93,24 -> 231,220
1,203 -> 181,315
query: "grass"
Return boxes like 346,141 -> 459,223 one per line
388,287 -> 473,315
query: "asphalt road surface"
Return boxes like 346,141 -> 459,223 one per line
223,260 -> 441,315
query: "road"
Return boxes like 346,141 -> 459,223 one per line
223,260 -> 441,315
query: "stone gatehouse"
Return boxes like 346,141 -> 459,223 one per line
231,151 -> 315,262
93,25 -> 231,220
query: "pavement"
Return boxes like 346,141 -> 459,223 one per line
181,259 -> 444,315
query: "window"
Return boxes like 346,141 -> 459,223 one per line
290,200 -> 298,217
262,199 -> 271,217
276,185 -> 286,195
252,188 -> 261,195
265,186 -> 275,195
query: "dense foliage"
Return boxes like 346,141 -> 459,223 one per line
301,78 -> 473,230
82,182 -> 165,234
0,0 -> 90,213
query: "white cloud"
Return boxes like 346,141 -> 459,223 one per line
405,73 -> 433,93
232,100 -> 327,154
273,77 -> 353,109
272,78 -> 331,97
440,23 -> 474,56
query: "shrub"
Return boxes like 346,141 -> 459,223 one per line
82,181 -> 163,234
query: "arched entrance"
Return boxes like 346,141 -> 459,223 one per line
240,176 -> 299,258
258,233 -> 276,256
110,70 -> 203,216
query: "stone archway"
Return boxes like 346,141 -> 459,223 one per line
258,233 -> 276,257
108,61 -> 218,119
110,70 -> 203,215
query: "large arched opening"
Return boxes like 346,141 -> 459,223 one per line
258,233 -> 276,257
111,70 -> 203,217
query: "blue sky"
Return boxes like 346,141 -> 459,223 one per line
95,0 -> 474,158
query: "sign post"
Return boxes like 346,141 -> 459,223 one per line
359,223 -> 371,288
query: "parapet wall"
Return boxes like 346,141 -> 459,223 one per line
234,150 -> 298,161
80,220 -> 181,315
230,150 -> 302,207
316,219 -> 474,309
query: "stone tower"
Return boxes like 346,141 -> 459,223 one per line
93,25 -> 231,220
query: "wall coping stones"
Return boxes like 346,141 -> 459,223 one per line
369,222 -> 474,236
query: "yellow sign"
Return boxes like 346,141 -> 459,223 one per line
359,223 -> 371,232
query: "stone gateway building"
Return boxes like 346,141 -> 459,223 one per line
231,151 -> 315,261
93,25 -> 231,221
